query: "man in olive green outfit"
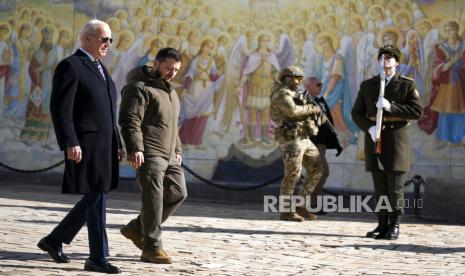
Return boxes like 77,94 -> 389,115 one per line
270,66 -> 322,222
351,45 -> 423,240
119,48 -> 187,263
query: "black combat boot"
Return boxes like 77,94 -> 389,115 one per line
385,213 -> 401,240
366,213 -> 387,238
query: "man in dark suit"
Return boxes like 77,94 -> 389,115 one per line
303,77 -> 343,212
351,45 -> 423,240
38,19 -> 122,274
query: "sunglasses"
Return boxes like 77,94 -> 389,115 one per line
89,33 -> 113,44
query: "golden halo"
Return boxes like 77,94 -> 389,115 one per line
306,21 -> 322,36
291,26 -> 306,41
115,9 -> 128,20
392,8 -> 413,27
167,35 -> 181,48
414,18 -> 433,32
376,26 -> 403,49
439,18 -> 459,38
16,20 -> 32,38
315,32 -> 339,54
176,20 -> 189,34
147,36 -> 166,49
116,29 -> 135,47
107,17 -> 120,31
252,30 -> 275,51
386,0 -> 402,13
199,35 -> 216,51
216,32 -> 232,47
321,13 -> 340,29
368,4 -> 385,20
40,24 -> 58,44
0,21 -> 11,38
57,26 -> 72,44
348,14 -> 366,30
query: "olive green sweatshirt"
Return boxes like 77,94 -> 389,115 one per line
119,66 -> 182,159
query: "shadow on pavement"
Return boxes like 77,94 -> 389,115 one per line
0,203 -> 139,216
323,244 -> 465,254
0,182 -> 458,225
0,249 -> 88,262
14,219 -> 362,238
0,263 -> 83,272
114,224 -> 362,238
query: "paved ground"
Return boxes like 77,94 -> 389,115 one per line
0,181 -> 464,275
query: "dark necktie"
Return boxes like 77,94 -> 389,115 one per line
93,60 -> 106,80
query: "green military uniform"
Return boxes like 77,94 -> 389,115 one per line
351,72 -> 423,238
270,66 -> 322,222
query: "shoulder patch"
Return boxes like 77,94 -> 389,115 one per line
401,75 -> 414,82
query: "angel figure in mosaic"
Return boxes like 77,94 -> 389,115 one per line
5,21 -> 33,118
314,32 -> 358,146
221,30 -> 294,147
20,25 -> 59,147
179,37 -> 219,149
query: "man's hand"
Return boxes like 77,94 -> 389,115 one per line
376,97 -> 391,112
305,104 -> 320,114
66,146 -> 82,163
127,151 -> 144,169
118,149 -> 125,162
176,154 -> 182,165
368,126 -> 377,142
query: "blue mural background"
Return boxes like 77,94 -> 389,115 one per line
1,0 -> 465,191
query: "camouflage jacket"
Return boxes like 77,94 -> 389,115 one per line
270,83 -> 320,142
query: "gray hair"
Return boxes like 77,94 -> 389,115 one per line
79,19 -> 110,43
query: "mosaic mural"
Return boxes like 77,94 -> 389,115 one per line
0,0 -> 464,190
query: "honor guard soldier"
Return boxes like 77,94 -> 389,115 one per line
351,45 -> 423,239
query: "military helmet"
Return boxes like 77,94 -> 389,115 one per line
378,44 -> 401,62
279,66 -> 304,81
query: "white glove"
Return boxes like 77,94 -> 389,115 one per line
376,97 -> 391,112
368,126 -> 377,142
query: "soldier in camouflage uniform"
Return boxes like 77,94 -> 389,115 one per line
270,66 -> 323,222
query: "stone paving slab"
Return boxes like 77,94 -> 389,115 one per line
0,182 -> 464,275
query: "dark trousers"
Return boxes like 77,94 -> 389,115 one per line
48,192 -> 108,263
371,171 -> 405,214
127,156 -> 187,251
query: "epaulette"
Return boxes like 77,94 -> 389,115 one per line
401,75 -> 414,82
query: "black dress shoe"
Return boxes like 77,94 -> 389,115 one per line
385,225 -> 400,240
374,231 -> 388,239
366,226 -> 384,238
37,237 -> 70,263
367,214 -> 388,239
84,258 -> 121,274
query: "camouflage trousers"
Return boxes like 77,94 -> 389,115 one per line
279,138 -> 323,200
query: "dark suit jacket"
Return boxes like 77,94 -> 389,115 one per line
50,49 -> 121,194
312,96 -> 342,155
351,74 -> 423,172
